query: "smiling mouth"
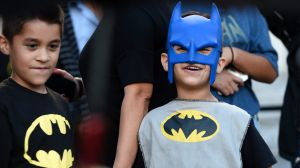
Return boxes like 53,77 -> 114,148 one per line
31,67 -> 50,70
184,65 -> 204,71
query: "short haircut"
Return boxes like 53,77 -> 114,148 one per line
2,0 -> 64,42
182,11 -> 210,19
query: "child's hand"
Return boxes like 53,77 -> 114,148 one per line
212,69 -> 244,96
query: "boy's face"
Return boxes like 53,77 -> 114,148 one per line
166,3 -> 222,84
162,45 -> 212,88
0,19 -> 61,93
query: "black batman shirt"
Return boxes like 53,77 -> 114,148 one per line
0,78 -> 74,168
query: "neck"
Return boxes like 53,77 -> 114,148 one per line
11,76 -> 47,94
176,84 -> 217,102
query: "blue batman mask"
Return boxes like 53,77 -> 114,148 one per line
167,2 -> 222,85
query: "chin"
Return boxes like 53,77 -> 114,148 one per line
187,78 -> 210,87
30,76 -> 50,86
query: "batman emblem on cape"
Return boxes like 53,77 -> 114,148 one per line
161,110 -> 219,142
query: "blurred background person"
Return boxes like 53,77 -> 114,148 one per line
261,5 -> 300,168
79,1 -> 173,167
54,0 -> 102,122
55,0 -> 103,167
182,1 -> 278,129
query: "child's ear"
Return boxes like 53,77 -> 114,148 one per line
161,53 -> 168,72
217,56 -> 226,73
0,35 -> 10,55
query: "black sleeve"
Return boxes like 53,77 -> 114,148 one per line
0,53 -> 10,82
241,120 -> 277,168
115,7 -> 155,87
0,105 -> 12,168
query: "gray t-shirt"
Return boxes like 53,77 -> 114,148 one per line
139,100 -> 251,168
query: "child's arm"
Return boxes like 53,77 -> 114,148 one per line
226,47 -> 277,83
213,46 -> 277,96
241,121 -> 277,168
0,107 -> 13,168
113,83 -> 152,168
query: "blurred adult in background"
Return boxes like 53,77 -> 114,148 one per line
190,1 -> 278,129
79,1 -> 173,167
53,0 -> 102,120
54,1 -> 103,167
261,6 -> 300,168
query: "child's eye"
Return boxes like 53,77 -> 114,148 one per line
173,45 -> 187,54
26,44 -> 37,50
198,47 -> 213,55
48,44 -> 60,51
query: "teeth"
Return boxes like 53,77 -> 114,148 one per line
186,66 -> 201,70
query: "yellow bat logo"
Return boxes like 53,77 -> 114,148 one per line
24,114 -> 74,168
161,110 -> 219,142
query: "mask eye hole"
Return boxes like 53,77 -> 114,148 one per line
197,47 -> 213,55
173,45 -> 187,54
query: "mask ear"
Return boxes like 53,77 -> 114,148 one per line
161,53 -> 168,72
210,3 -> 222,51
170,2 -> 182,24
0,35 -> 10,55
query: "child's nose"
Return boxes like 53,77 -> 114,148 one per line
36,49 -> 50,62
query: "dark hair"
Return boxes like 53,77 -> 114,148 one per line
182,11 -> 210,19
2,0 -> 64,42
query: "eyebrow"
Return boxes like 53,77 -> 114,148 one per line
50,39 -> 61,43
171,42 -> 188,50
23,38 -> 61,43
24,38 -> 38,42
196,43 -> 217,50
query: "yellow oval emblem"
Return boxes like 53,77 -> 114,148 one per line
161,109 -> 219,143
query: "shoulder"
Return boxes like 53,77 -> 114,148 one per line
218,102 -> 250,117
242,121 -> 277,167
0,79 -> 13,103
143,101 -> 174,122
0,82 -> 9,97
0,80 -> 14,116
216,102 -> 251,128
47,88 -> 68,107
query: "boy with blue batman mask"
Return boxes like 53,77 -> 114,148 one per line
138,2 -> 276,168
167,2 -> 222,85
